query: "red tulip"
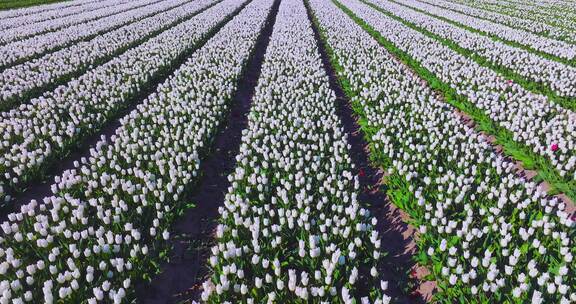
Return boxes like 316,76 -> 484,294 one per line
358,168 -> 365,177
551,143 -> 559,152
410,290 -> 422,299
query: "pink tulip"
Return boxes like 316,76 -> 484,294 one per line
551,144 -> 559,152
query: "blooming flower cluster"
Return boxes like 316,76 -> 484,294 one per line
0,0 -> 111,31
0,0 -> 273,301
0,0 -> 244,204
203,0 -> 390,302
0,0 -> 191,68
407,0 -> 576,60
423,0 -> 576,45
310,0 -> 575,301
341,0 -> 576,185
0,0 -> 212,110
368,0 -> 576,99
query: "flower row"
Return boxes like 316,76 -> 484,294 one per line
0,0 -> 274,302
0,0 -> 185,68
0,0 -> 97,29
0,0 -> 245,203
203,0 -> 390,302
441,0 -> 576,43
422,0 -> 576,44
418,0 -> 576,61
0,0 -> 210,111
370,0 -> 576,99
0,0 -> 140,45
310,0 -> 575,302
340,0 -> 576,189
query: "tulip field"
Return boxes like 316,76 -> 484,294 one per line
0,0 -> 574,303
